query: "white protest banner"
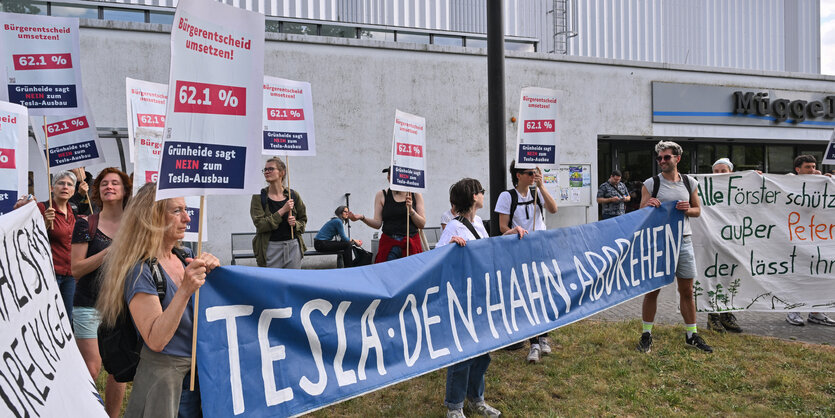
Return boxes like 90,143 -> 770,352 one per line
0,203 -> 107,417
156,0 -> 265,200
0,13 -> 85,115
126,78 -> 206,242
0,101 -> 28,215
692,171 -> 835,312
822,129 -> 835,165
515,87 -> 559,169
30,95 -> 105,171
262,76 -> 316,156
389,109 -> 426,193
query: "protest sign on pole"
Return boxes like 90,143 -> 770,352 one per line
0,101 -> 28,215
822,129 -> 835,165
262,76 -> 316,156
692,171 -> 835,312
390,110 -> 426,193
126,78 -> 206,242
0,13 -> 85,115
30,95 -> 105,171
0,204 -> 107,417
156,0 -> 265,200
514,87 -> 559,169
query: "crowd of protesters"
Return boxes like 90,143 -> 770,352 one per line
10,141 -> 835,417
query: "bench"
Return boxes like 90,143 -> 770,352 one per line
422,226 -> 442,249
230,230 -> 343,267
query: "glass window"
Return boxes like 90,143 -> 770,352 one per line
767,145 -> 794,173
265,20 -> 280,33
465,38 -> 487,48
103,7 -> 145,23
397,32 -> 430,44
282,22 -> 316,36
505,41 -> 535,52
50,3 -> 98,19
320,25 -> 356,39
360,29 -> 394,42
433,35 -> 463,47
149,11 -> 174,25
731,144 -> 764,172
2,0 -> 46,15
696,144 -> 715,173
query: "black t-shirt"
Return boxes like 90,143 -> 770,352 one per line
71,216 -> 112,307
267,197 -> 292,241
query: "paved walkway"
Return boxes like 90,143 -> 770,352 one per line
591,284 -> 835,346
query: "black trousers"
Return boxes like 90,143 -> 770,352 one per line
313,239 -> 351,267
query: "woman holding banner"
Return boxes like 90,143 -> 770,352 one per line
250,157 -> 308,268
350,167 -> 426,262
437,178 -> 525,418
71,167 -> 132,417
97,183 -> 220,417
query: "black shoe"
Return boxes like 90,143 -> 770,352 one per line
685,333 -> 713,353
719,312 -> 743,333
503,341 -> 526,351
707,313 -> 725,333
636,332 -> 652,353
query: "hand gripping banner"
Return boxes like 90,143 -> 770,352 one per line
196,203 -> 684,417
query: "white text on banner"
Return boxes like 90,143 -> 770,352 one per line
692,171 -> 835,312
262,76 -> 316,156
0,204 -> 107,418
515,87 -> 560,169
390,109 -> 426,193
0,13 -> 85,115
126,77 -> 206,242
30,95 -> 105,171
156,0 -> 265,200
0,101 -> 28,215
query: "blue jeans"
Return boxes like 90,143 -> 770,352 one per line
444,353 -> 491,409
55,274 -> 75,325
178,371 -> 201,417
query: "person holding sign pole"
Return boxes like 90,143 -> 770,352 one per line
250,157 -> 308,269
350,167 -> 426,262
637,141 -> 712,353
71,167 -> 132,417
494,160 -> 557,363
437,178 -> 521,418
97,183 -> 220,418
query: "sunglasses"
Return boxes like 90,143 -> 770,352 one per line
655,155 -> 675,162
479,189 -> 486,194
521,171 -> 536,176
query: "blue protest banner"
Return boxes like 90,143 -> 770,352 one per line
197,203 -> 684,417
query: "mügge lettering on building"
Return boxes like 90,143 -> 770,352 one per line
732,91 -> 835,123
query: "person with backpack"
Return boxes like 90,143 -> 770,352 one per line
97,183 -> 220,417
437,178 -> 525,418
250,157 -> 307,268
636,140 -> 712,354
493,160 -> 557,364
71,167 -> 132,417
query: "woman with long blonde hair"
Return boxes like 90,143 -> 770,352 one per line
98,183 -> 219,417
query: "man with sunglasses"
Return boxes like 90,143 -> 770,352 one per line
494,160 -> 558,363
637,141 -> 712,353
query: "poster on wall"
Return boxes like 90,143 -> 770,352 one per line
262,76 -> 316,156
126,77 -> 206,242
30,95 -> 106,171
0,101 -> 28,215
0,13 -> 85,115
389,109 -> 426,193
514,87 -> 559,169
156,0 -> 265,200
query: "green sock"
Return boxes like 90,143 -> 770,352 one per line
686,324 -> 697,338
642,321 -> 653,334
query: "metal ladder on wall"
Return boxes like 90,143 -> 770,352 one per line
549,0 -> 578,54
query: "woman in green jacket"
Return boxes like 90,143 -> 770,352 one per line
250,157 -> 307,268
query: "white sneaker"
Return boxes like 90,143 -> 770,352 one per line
786,312 -> 805,326
471,401 -> 502,417
447,408 -> 466,418
527,344 -> 541,363
808,313 -> 835,326
539,337 -> 552,355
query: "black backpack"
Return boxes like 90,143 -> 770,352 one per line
650,174 -> 693,199
506,188 -> 543,229
98,248 -> 187,382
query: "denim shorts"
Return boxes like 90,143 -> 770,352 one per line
73,306 -> 101,339
676,236 -> 696,279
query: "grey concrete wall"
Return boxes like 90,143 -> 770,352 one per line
29,19 -> 835,264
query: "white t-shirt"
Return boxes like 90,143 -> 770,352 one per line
440,209 -> 455,228
494,189 -> 546,231
437,215 -> 488,247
